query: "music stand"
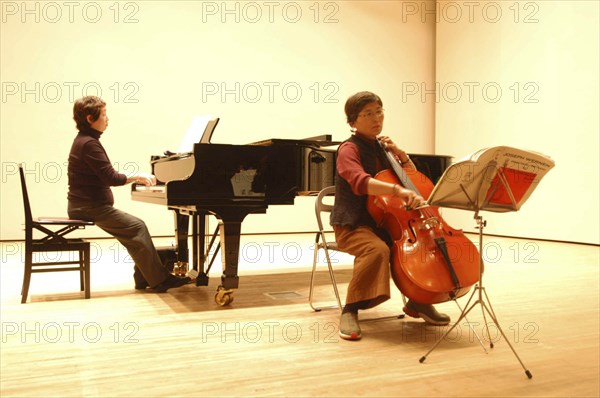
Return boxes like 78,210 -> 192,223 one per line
418,146 -> 555,379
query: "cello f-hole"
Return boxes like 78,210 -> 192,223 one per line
407,219 -> 418,243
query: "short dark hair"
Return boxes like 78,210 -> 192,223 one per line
344,91 -> 383,124
73,96 -> 106,131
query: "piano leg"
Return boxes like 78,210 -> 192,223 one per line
218,219 -> 242,290
175,211 -> 189,264
172,206 -> 265,305
213,207 -> 264,306
157,210 -> 190,275
210,219 -> 242,306
193,212 -> 210,287
162,210 -> 190,277
191,212 -> 227,287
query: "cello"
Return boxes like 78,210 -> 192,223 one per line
367,139 -> 481,304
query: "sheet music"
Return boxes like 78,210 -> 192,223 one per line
428,146 -> 555,212
177,115 -> 211,153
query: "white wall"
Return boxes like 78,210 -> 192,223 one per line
434,0 -> 599,244
0,1 -> 436,240
3,1 -> 596,245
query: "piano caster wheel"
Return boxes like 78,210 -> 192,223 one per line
215,286 -> 234,306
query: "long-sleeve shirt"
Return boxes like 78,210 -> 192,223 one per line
67,127 -> 127,206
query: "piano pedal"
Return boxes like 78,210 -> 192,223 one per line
186,269 -> 199,281
172,261 -> 188,277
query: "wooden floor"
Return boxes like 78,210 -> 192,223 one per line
1,233 -> 598,397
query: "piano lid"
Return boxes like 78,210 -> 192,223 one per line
249,134 -> 340,148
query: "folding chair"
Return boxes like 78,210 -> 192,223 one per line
19,164 -> 94,303
308,186 -> 406,321
309,186 -> 343,312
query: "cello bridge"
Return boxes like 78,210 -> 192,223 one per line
423,217 -> 440,230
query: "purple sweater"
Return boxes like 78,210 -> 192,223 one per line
67,128 -> 127,206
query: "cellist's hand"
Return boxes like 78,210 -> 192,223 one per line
392,185 -> 426,209
378,136 -> 409,162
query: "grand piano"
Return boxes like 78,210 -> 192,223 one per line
132,128 -> 452,305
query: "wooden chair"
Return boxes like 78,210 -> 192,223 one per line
19,164 -> 94,303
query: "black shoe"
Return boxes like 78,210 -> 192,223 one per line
135,280 -> 149,290
153,274 -> 191,293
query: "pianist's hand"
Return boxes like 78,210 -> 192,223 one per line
128,172 -> 157,186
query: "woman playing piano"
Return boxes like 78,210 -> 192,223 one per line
67,96 -> 190,292
331,91 -> 450,340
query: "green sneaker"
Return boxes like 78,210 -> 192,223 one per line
339,311 -> 362,340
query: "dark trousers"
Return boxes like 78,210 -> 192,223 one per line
68,202 -> 169,288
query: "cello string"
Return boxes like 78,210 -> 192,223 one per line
376,138 -> 435,218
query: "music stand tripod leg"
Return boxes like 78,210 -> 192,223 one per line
452,293 -> 488,353
478,286 -> 533,379
419,214 -> 533,379
419,287 -> 482,363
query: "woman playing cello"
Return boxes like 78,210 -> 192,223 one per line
331,91 -> 450,341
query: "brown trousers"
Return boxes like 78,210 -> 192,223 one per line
333,225 -> 391,309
